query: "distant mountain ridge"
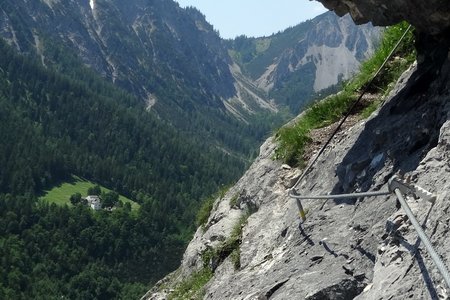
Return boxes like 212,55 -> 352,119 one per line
228,12 -> 380,112
0,1 -> 379,119
0,0 -> 285,164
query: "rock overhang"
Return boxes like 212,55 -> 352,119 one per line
315,0 -> 450,38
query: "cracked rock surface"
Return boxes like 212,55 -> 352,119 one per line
144,50 -> 450,299
144,3 -> 450,297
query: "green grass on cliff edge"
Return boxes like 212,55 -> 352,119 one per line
167,268 -> 213,300
275,22 -> 416,167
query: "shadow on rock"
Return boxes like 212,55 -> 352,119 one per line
331,57 -> 450,201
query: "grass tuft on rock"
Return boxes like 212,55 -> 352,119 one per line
168,268 -> 213,300
196,185 -> 232,230
275,22 -> 415,167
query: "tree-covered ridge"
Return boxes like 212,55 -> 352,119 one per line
0,194 -> 183,299
0,0 -> 283,161
0,36 -> 252,295
0,39 -> 244,201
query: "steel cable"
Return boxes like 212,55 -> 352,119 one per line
289,189 -> 391,199
394,188 -> 450,290
290,25 -> 413,192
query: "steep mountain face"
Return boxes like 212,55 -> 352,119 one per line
1,0 -> 234,108
0,0 -> 280,162
147,60 -> 450,300
145,2 -> 450,300
228,12 -> 380,113
0,1 -> 381,147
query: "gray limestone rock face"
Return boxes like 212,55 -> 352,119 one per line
143,2 -> 450,296
144,46 -> 450,299
315,0 -> 450,36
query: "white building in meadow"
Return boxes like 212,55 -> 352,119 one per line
86,195 -> 101,210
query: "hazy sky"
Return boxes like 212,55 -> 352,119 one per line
175,0 -> 328,39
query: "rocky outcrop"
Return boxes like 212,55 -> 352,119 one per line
316,0 -> 450,37
142,2 -> 450,299
315,1 -> 450,85
145,34 -> 450,299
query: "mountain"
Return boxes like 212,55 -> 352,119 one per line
0,0 -> 282,162
0,1 -> 380,139
0,0 -> 382,297
0,0 -> 381,208
0,36 -> 253,297
1,0 -> 235,107
144,2 -> 450,299
228,12 -> 380,113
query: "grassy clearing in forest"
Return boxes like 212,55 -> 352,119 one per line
39,175 -> 139,210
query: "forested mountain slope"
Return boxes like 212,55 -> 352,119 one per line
0,38 -> 244,204
0,0 -> 282,160
0,0 -> 381,298
0,37 -> 249,297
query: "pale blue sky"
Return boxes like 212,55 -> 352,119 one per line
175,0 -> 328,39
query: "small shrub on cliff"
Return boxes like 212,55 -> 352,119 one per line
201,211 -> 251,273
168,268 -> 213,300
195,196 -> 215,229
230,248 -> 241,270
196,185 -> 232,229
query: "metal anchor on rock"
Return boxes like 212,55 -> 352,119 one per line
290,175 -> 437,222
388,175 -> 436,204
